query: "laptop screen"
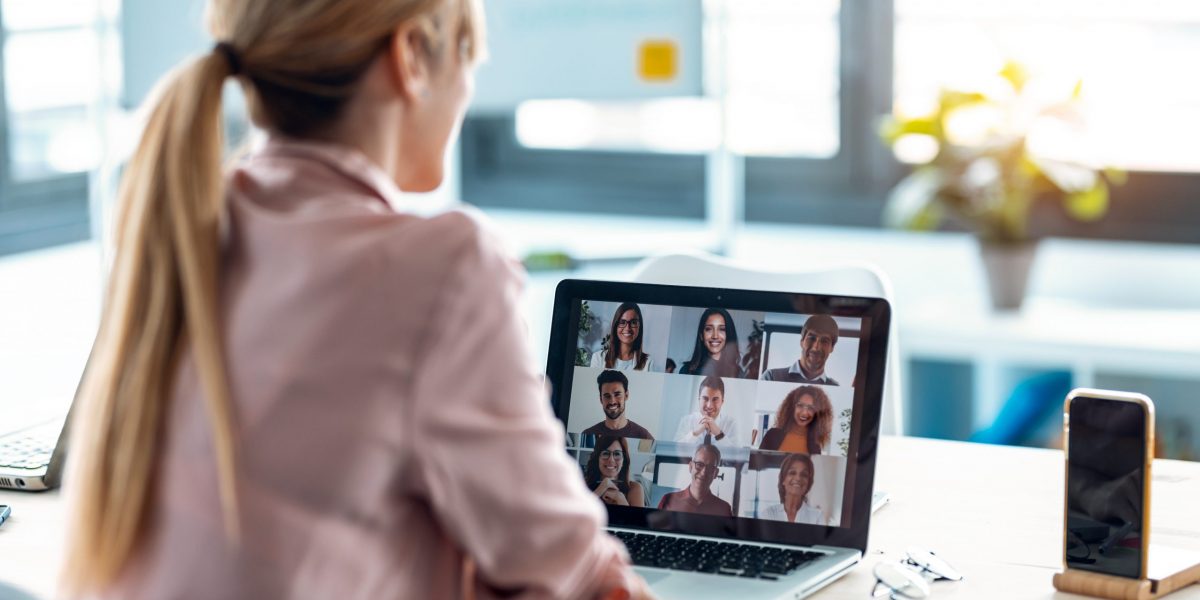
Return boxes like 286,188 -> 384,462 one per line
546,280 -> 890,551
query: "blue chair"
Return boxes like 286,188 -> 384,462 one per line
970,371 -> 1073,447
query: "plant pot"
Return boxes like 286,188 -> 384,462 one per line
978,240 -> 1038,311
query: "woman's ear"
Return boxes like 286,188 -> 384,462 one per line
386,22 -> 431,101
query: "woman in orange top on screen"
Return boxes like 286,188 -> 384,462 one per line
59,0 -> 649,598
759,385 -> 833,454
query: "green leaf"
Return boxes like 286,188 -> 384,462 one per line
883,169 -> 944,231
1065,178 -> 1110,222
938,90 -> 989,115
999,61 -> 1030,93
523,250 -> 575,271
1104,167 -> 1128,186
879,116 -> 940,144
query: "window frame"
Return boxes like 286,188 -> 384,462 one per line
459,1 -> 899,223
460,0 -> 1200,245
0,3 -> 92,256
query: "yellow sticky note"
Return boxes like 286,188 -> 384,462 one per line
638,40 -> 678,82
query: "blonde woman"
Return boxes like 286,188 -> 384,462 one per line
61,1 -> 649,598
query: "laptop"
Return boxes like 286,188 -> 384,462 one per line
546,279 -> 890,599
0,357 -> 85,492
0,416 -> 71,492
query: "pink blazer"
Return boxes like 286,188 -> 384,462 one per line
99,139 -> 628,599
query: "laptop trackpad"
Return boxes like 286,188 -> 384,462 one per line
634,568 -> 671,585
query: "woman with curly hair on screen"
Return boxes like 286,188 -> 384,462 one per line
759,385 -> 834,454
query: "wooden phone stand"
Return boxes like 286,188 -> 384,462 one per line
1054,559 -> 1200,600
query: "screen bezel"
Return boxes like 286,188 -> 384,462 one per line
546,278 -> 891,554
1063,390 -> 1154,580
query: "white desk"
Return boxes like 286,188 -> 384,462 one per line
5,436 -> 1200,599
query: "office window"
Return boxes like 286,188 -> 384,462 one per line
0,0 -> 111,254
461,0 -> 860,219
5,29 -> 103,180
464,0 -> 1200,243
513,1 -> 839,158
893,0 -> 1200,242
725,0 -> 840,158
895,0 -> 1200,173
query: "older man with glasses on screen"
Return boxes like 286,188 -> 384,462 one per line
656,444 -> 733,517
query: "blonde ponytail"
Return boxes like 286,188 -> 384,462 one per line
62,49 -> 239,593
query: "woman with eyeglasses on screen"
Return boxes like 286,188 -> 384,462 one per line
759,385 -> 834,454
590,302 -> 655,372
59,1 -> 649,598
759,453 -> 831,526
584,436 -> 646,508
679,308 -> 742,378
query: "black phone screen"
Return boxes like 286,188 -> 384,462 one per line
1065,397 -> 1147,578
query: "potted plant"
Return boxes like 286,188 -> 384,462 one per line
879,62 -> 1123,310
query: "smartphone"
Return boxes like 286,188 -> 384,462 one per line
1063,389 -> 1154,579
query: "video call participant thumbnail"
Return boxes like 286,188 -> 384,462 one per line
760,453 -> 830,526
761,314 -> 841,385
584,435 -> 646,508
657,444 -> 733,517
589,302 -> 655,372
581,370 -> 655,440
759,385 -> 832,455
679,308 -> 743,379
674,375 -> 740,448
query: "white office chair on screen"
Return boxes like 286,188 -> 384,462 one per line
630,250 -> 904,436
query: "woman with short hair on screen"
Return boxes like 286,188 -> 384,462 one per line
759,385 -> 834,454
759,453 -> 831,526
679,308 -> 742,378
59,0 -> 648,598
584,436 -> 646,508
590,302 -> 655,371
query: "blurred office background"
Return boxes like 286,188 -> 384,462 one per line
2,0 -> 1199,456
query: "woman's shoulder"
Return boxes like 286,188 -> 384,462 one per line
342,209 -> 522,332
404,207 -> 498,256
377,208 -> 520,284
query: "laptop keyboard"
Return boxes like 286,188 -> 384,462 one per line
611,530 -> 823,580
0,436 -> 54,470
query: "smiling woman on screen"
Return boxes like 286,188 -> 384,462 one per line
591,302 -> 655,371
759,453 -> 831,526
59,0 -> 648,598
679,308 -> 742,378
584,436 -> 646,508
759,385 -> 834,455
